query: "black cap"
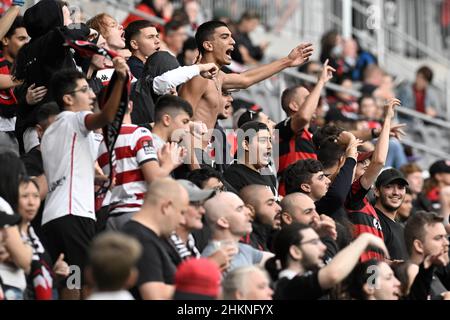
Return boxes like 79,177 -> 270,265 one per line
375,168 -> 409,188
429,160 -> 450,176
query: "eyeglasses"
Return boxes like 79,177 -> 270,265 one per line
68,86 -> 93,95
299,238 -> 322,246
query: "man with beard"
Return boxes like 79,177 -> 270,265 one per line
374,168 -> 409,260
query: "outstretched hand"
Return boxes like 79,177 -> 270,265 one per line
287,43 -> 314,67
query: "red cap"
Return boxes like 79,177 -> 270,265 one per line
174,258 -> 221,298
357,151 -> 373,162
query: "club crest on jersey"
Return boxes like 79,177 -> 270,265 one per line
142,140 -> 154,155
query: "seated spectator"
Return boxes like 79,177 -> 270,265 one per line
224,121 -> 277,195
360,65 -> 385,97
173,257 -> 221,300
222,265 -> 273,300
86,232 -> 142,300
202,191 -> 273,273
122,0 -> 173,29
319,30 -> 343,77
357,95 -> 382,130
163,20 -> 188,57
327,76 -> 359,114
397,65 -> 442,118
231,11 -> 267,65
346,259 -> 401,300
124,20 -> 160,79
265,222 -> 389,300
122,178 -> 189,300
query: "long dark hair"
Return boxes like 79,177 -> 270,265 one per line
0,149 -> 27,212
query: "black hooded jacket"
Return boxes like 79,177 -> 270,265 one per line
14,0 -> 90,152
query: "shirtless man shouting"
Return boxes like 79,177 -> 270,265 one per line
180,20 -> 313,135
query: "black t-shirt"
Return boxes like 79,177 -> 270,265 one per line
375,208 -> 408,260
122,220 -> 176,300
127,55 -> 144,79
223,163 -> 277,195
21,146 -> 43,177
274,270 -> 327,300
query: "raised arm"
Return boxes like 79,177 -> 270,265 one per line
291,59 -> 335,132
318,233 -> 389,290
222,43 -> 313,90
85,57 -> 129,131
0,4 -> 21,40
360,98 -> 400,190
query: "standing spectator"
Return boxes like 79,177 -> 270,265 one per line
0,16 -> 29,152
173,257 -> 221,300
186,167 -> 226,191
373,169 -> 409,260
222,265 -> 273,300
124,20 -> 161,79
17,177 -> 69,300
177,36 -> 198,66
224,121 -> 277,195
179,20 -> 312,132
423,160 -> 450,214
276,60 -> 334,195
265,223 -> 389,300
344,99 -> 401,261
165,179 -> 215,265
122,178 -> 189,300
202,192 -> 273,273
86,232 -> 142,300
0,195 -> 32,300
396,187 -> 414,225
14,0 -> 92,154
346,259 -> 401,300
41,59 -> 129,300
97,102 -> 184,231
404,211 -> 450,299
87,13 -> 126,53
239,184 -> 281,251
399,163 -> 428,213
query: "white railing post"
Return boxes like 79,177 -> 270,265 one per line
342,0 -> 353,39
447,69 -> 450,121
376,0 -> 385,67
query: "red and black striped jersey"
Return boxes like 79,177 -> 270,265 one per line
0,57 -> 17,119
345,178 -> 385,262
274,118 -> 317,196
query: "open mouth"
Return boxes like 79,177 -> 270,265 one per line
121,31 -> 125,41
225,47 -> 234,59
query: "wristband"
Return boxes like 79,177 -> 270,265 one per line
12,0 -> 26,7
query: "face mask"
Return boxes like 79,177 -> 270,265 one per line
331,45 -> 343,58
345,56 -> 356,67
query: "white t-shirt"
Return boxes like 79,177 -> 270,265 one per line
41,111 -> 98,225
0,197 -> 26,290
